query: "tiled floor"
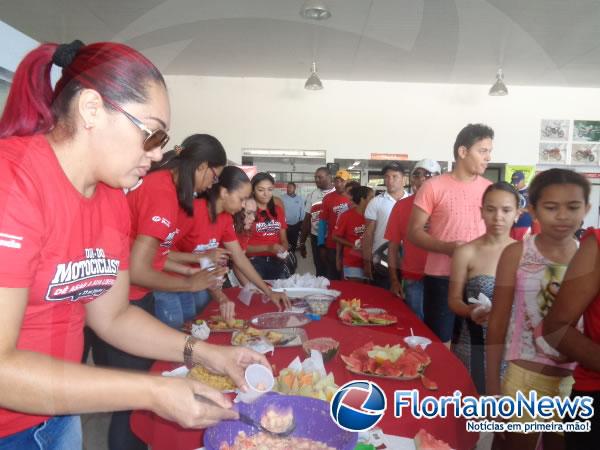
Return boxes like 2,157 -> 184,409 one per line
81,247 -> 493,450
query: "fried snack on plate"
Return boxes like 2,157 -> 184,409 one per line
187,365 -> 236,391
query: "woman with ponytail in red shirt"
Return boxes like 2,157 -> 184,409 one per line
0,41 -> 267,449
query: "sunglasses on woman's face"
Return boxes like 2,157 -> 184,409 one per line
104,98 -> 170,151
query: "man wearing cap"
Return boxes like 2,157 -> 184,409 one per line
362,162 -> 410,288
408,123 -> 493,345
318,169 -> 353,280
298,167 -> 335,277
510,170 -> 532,240
385,159 -> 441,320
281,182 -> 305,253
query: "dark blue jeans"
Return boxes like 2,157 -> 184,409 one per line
96,292 -> 155,450
403,278 -> 424,321
423,275 -> 455,342
249,256 -> 286,280
0,415 -> 81,450
154,290 -> 211,329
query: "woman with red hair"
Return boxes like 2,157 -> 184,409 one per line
0,41 -> 266,449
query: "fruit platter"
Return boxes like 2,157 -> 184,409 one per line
274,368 -> 339,401
231,327 -> 307,347
338,299 -> 398,326
341,341 -> 438,390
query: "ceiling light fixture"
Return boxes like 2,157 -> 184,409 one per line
305,62 -> 323,90
300,0 -> 332,20
489,68 -> 508,96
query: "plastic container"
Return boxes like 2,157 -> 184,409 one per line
236,364 -> 274,403
404,335 -> 432,350
205,393 -> 358,450
304,294 -> 336,316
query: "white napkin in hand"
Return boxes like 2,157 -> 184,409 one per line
276,250 -> 289,260
238,282 -> 259,306
467,293 -> 492,321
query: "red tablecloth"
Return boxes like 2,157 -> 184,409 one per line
131,281 -> 479,450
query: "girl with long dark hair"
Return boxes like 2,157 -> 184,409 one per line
171,166 -> 290,316
246,173 -> 289,279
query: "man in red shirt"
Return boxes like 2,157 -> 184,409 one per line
318,170 -> 354,280
385,159 -> 441,320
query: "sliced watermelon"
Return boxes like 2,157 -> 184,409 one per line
341,355 -> 363,372
350,309 -> 370,323
368,313 -> 398,325
407,346 -> 432,365
420,375 -> 438,390
340,311 -> 353,322
414,429 -> 454,450
303,337 -> 339,362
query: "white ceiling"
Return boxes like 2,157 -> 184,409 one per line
2,0 -> 600,87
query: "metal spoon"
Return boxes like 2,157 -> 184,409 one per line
237,411 -> 296,438
194,394 -> 296,437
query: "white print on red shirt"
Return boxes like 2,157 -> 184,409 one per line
333,202 -> 349,217
0,232 -> 23,249
152,216 -> 172,228
193,238 -> 218,253
255,220 -> 282,236
354,224 -> 366,236
46,247 -> 120,302
160,229 -> 180,250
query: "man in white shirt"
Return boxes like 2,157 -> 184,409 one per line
362,162 -> 409,288
298,167 -> 334,277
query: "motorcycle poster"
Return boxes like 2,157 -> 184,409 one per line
573,120 -> 600,142
538,143 -> 566,164
571,143 -> 599,165
540,119 -> 569,142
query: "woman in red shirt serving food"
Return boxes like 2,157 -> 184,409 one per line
0,41 -> 266,449
173,166 -> 290,317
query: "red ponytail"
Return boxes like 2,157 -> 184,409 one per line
0,44 -> 57,138
0,41 -> 164,140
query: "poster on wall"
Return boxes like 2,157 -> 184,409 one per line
540,119 -> 569,141
573,120 -> 600,142
571,144 -> 599,165
538,143 -> 566,164
505,165 -> 536,186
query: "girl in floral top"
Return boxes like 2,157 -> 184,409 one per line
486,168 -> 590,450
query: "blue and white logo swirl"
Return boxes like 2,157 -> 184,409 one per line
330,380 -> 387,432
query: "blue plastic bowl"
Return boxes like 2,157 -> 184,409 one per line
204,393 -> 357,450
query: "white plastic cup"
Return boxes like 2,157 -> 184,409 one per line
403,335 -> 432,350
237,363 -> 274,403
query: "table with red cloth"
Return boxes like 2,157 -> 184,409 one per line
131,281 -> 479,450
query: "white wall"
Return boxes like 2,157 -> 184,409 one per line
165,75 -> 600,165
0,21 -> 38,72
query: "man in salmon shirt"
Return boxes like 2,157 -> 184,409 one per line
385,159 -> 441,321
318,169 -> 354,280
408,124 -> 493,345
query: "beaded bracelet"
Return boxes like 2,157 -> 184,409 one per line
183,335 -> 200,369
